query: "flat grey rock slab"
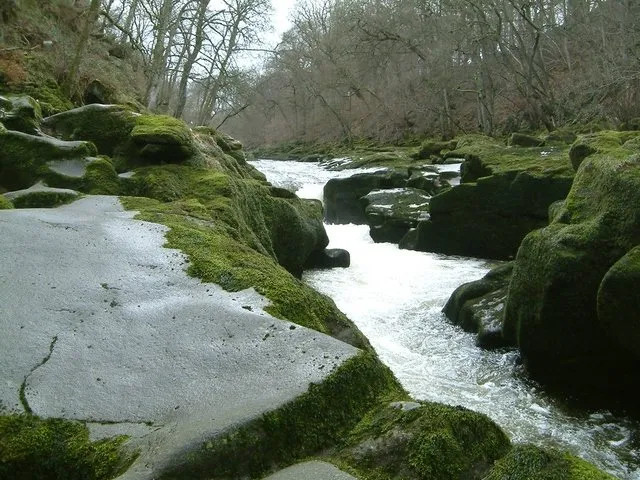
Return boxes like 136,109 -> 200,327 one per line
0,196 -> 359,479
47,157 -> 98,178
262,461 -> 357,480
3,181 -> 80,201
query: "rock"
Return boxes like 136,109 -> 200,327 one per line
568,130 -> 639,171
412,171 -> 572,260
339,402 -> 510,480
503,144 -> 640,399
544,129 -> 577,144
0,128 -> 96,191
398,228 -> 418,250
443,263 -> 513,349
0,195 -> 13,209
484,445 -> 617,480
305,248 -> 351,269
509,133 -> 544,147
83,79 -> 113,104
413,140 -> 457,160
406,169 -> 443,195
3,181 -> 80,208
42,105 -> 198,167
262,461 -> 357,480
597,246 -> 640,358
363,188 -> 431,243
324,169 -> 407,224
0,195 -> 384,480
0,94 -> 43,135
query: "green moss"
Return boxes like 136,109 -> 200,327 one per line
0,95 -> 43,134
131,115 -> 193,148
11,190 -> 78,208
0,130 -> 96,190
120,165 -> 367,347
160,352 -> 404,479
336,401 -> 510,480
0,414 -> 136,480
0,195 -> 14,209
483,445 -> 617,480
569,130 -> 640,170
449,134 -> 573,181
19,81 -> 72,116
82,158 -> 121,195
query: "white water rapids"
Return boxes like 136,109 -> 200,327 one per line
251,159 -> 640,479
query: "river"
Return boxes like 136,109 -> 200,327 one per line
251,158 -> 640,479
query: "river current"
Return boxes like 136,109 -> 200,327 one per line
251,159 -> 640,479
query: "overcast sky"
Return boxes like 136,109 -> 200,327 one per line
265,0 -> 296,47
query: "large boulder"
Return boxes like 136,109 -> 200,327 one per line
362,188 -> 431,243
568,130 -> 639,171
503,140 -> 640,399
323,169 -> 407,224
443,263 -> 513,349
42,104 -> 197,168
0,94 -> 43,135
597,245 -> 640,358
411,171 -> 572,259
305,248 -> 351,269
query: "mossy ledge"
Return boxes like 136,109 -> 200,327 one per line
0,414 -> 137,480
160,352 -> 405,479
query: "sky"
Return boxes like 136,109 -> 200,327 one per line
265,0 -> 297,47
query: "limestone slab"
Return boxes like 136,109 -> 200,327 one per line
0,196 -> 359,479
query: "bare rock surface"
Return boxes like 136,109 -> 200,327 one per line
0,196 -> 359,479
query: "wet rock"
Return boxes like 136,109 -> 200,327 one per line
443,263 -> 513,350
412,171 -> 572,260
262,461 -> 357,480
362,188 -> 431,244
323,169 -> 407,224
503,142 -> 640,399
305,248 -> 350,269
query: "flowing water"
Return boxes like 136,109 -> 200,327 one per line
251,159 -> 640,479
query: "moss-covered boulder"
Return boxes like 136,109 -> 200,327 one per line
406,166 -> 448,195
324,170 -> 408,224
41,104 -> 138,156
0,94 -> 42,135
42,105 -> 198,168
0,194 -> 13,209
484,445 -> 617,480
413,139 -> 457,160
568,131 -> 639,171
411,170 -> 572,260
503,139 -> 640,399
3,181 -> 80,208
362,188 -> 431,243
597,245 -> 640,358
336,401 -> 511,480
0,414 -> 135,480
0,128 -> 96,191
443,263 -> 513,349
509,132 -> 544,147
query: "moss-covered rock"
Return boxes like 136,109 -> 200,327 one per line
42,104 -> 138,156
503,140 -> 640,399
324,170 -> 408,224
42,105 -> 198,168
0,194 -> 14,209
413,140 -> 457,160
160,352 -> 404,479
0,414 -> 136,480
443,263 -> 513,349
0,128 -> 96,190
544,129 -> 577,145
597,246 -> 640,358
568,131 -> 640,171
411,170 -> 572,260
484,445 -> 617,480
336,401 -> 511,480
7,184 -> 80,208
362,188 -> 431,244
120,165 -> 368,348
0,94 -> 42,134
509,133 -> 544,147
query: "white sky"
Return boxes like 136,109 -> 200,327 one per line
265,0 -> 297,47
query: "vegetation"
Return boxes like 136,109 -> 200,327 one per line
0,414 -> 136,480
